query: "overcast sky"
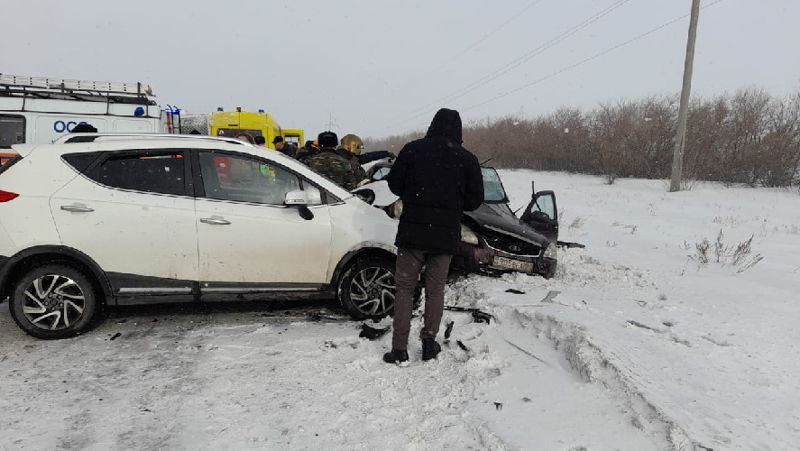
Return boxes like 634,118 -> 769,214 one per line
2,0 -> 798,138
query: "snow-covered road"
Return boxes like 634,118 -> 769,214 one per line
1,170 -> 798,450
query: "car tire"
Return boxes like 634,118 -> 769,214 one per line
9,264 -> 100,339
338,257 -> 398,320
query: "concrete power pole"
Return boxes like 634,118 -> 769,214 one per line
669,0 -> 702,192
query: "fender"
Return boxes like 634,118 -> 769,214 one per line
329,241 -> 397,287
0,245 -> 113,300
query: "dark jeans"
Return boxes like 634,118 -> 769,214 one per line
392,248 -> 452,351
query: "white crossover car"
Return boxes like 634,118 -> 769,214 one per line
0,134 -> 398,339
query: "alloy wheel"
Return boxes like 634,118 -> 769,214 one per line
349,266 -> 395,317
21,274 -> 86,331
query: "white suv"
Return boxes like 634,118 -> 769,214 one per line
0,135 -> 399,339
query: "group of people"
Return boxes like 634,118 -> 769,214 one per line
246,130 -> 392,191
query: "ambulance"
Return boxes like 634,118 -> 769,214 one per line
209,107 -> 303,150
0,74 -> 177,165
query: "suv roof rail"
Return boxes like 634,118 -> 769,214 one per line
53,133 -> 248,146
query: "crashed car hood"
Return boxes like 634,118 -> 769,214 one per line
353,180 -> 550,247
465,203 -> 551,247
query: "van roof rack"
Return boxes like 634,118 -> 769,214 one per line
53,133 -> 248,146
0,73 -> 156,106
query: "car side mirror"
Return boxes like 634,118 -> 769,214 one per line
284,190 -> 314,220
284,190 -> 308,206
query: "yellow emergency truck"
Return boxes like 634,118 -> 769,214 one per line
209,108 -> 303,150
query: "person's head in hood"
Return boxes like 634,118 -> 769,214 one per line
425,108 -> 462,144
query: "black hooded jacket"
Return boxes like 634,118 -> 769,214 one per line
388,108 -> 484,254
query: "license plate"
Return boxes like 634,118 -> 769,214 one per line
492,256 -> 534,273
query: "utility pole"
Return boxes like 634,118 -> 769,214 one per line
669,0 -> 702,192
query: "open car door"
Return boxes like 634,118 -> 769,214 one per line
520,182 -> 559,242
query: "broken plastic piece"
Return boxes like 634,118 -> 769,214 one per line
444,321 -> 455,340
359,323 -> 390,340
472,310 -> 492,325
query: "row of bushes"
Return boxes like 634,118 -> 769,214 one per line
367,88 -> 800,187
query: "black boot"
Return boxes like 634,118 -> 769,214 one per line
383,349 -> 409,365
421,337 -> 441,361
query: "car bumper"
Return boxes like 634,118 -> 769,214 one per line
456,243 -> 557,279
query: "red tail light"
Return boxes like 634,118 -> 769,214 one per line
0,190 -> 19,202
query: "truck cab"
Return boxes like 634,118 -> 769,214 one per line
210,108 -> 303,150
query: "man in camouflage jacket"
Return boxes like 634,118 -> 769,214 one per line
305,131 -> 367,191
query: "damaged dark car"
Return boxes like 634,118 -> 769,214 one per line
355,162 -> 560,279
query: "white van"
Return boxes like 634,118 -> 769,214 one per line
0,74 -> 174,163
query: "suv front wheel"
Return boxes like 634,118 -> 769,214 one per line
338,257 -> 397,320
9,264 -> 100,339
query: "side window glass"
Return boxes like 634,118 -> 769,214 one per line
63,153 -> 101,174
531,194 -> 555,220
0,115 -> 25,147
199,152 -> 315,205
304,183 -> 323,206
89,152 -> 186,196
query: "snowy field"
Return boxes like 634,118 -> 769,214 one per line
1,170 -> 799,450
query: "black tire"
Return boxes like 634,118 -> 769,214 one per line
338,257 -> 397,320
9,264 -> 100,339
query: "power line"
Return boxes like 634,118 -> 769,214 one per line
453,0 -> 548,62
385,0 -> 548,97
461,0 -> 726,114
397,0 -> 634,124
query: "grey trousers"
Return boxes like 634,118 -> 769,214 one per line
392,248 -> 452,351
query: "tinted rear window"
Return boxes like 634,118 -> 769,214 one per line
88,152 -> 187,196
63,153 -> 102,174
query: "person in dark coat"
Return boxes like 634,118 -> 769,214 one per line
383,108 -> 484,364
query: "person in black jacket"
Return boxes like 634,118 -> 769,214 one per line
383,108 -> 484,364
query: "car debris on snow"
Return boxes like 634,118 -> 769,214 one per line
443,305 -> 494,325
358,323 -> 390,340
443,321 -> 455,340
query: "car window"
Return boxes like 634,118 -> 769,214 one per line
198,151 -> 321,206
531,193 -> 556,220
88,152 -> 187,196
0,115 -> 25,147
481,168 -> 507,202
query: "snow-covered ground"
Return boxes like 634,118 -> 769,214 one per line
1,170 -> 798,450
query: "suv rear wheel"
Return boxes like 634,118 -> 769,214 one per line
9,264 -> 100,339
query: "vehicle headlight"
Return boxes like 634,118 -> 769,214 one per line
460,224 -> 479,246
543,243 -> 557,259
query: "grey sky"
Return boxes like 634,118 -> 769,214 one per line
2,0 -> 798,138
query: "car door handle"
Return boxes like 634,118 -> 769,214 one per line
200,216 -> 231,226
60,204 -> 94,213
